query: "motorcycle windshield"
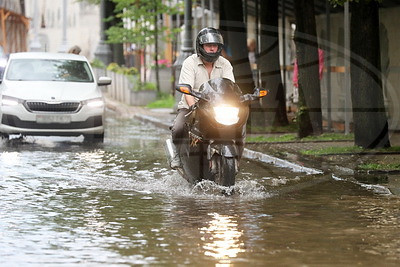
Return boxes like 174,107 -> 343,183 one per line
199,78 -> 243,105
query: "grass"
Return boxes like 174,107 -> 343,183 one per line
146,94 -> 175,109
358,163 -> 400,171
301,145 -> 400,156
247,132 -> 354,143
248,123 -> 298,134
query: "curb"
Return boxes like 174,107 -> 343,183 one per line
243,148 -> 323,175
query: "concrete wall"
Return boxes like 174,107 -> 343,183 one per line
93,68 -> 157,106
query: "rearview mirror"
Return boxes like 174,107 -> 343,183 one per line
176,83 -> 205,100
253,88 -> 269,98
176,84 -> 192,95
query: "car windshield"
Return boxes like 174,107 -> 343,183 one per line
6,58 -> 94,82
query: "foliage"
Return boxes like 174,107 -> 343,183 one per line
128,74 -> 156,91
146,93 -> 175,108
143,82 -> 157,91
106,62 -> 138,75
358,163 -> 400,171
246,132 -> 354,143
105,0 -> 182,48
247,122 -> 298,134
90,58 -> 106,69
301,133 -> 354,141
301,145 -> 400,156
247,134 -> 297,143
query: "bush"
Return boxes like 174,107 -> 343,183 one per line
143,82 -> 157,91
106,62 -> 138,76
90,58 -> 106,69
146,94 -> 175,108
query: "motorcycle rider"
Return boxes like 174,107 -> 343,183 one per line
170,27 -> 235,169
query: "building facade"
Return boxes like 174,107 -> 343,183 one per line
24,0 -> 100,60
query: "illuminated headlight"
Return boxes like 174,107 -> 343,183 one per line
84,98 -> 104,108
2,95 -> 21,106
213,105 -> 239,125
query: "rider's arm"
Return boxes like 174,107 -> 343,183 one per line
223,60 -> 235,82
179,56 -> 197,107
185,95 -> 196,107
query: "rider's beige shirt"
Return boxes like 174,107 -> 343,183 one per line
177,54 -> 235,110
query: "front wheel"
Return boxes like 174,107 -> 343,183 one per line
84,133 -> 104,143
213,155 -> 236,187
0,133 -> 9,140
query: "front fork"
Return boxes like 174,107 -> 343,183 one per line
207,142 -> 240,174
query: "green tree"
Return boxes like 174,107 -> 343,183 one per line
105,0 -> 180,92
331,0 -> 390,148
294,0 -> 322,138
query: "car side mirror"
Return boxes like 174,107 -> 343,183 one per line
98,76 -> 112,86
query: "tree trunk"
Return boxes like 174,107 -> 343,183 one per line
154,4 -> 160,92
219,0 -> 264,130
259,0 -> 289,127
219,0 -> 254,94
294,0 -> 322,138
350,1 -> 390,148
105,0 -> 124,65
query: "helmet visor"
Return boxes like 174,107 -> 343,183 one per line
198,32 -> 224,45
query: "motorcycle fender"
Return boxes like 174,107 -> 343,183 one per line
207,144 -> 238,160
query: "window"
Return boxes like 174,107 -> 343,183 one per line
6,59 -> 94,82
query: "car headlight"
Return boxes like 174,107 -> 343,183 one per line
83,97 -> 104,108
2,95 -> 22,106
213,105 -> 240,125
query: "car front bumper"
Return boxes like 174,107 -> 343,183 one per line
0,104 -> 104,136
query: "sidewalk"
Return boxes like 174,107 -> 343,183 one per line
105,96 -> 400,178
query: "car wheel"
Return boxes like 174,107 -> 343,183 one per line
84,133 -> 104,143
0,132 -> 9,140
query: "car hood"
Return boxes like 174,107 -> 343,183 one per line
1,80 -> 102,101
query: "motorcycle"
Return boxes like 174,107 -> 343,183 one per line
165,77 -> 268,191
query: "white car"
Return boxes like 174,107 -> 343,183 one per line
0,52 -> 111,142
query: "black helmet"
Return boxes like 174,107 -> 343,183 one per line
196,27 -> 224,63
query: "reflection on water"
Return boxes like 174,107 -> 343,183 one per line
1,113 -> 400,265
200,213 -> 245,265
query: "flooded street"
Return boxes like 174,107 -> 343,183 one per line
1,110 -> 400,266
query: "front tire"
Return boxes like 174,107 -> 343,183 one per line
0,132 -> 9,140
84,133 -> 104,143
213,155 -> 236,187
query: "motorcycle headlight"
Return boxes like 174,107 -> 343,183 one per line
83,97 -> 104,108
2,95 -> 22,106
213,105 -> 240,125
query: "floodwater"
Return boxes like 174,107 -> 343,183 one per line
1,111 -> 399,266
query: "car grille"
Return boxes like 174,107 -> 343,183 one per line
2,114 -> 103,129
25,101 -> 81,113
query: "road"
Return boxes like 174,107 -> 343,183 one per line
1,109 -> 399,266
